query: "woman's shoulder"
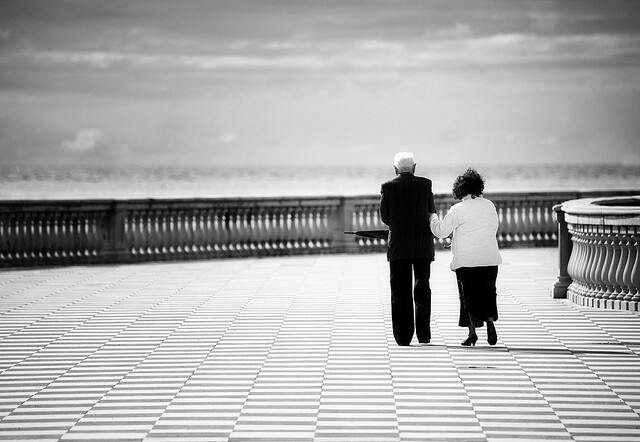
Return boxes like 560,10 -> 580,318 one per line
479,196 -> 497,207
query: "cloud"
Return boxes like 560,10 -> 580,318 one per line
62,128 -> 107,152
433,22 -> 473,39
0,27 -> 12,40
5,31 -> 639,73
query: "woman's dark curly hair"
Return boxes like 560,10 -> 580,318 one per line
452,168 -> 485,200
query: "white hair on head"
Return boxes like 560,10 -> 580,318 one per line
393,151 -> 415,172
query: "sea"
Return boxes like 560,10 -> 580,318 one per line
1,164 -> 639,200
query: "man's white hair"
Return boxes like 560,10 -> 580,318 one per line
393,151 -> 415,172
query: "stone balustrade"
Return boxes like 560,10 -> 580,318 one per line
2,190 -> 637,268
553,195 -> 640,311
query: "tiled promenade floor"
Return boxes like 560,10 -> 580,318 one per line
1,248 -> 639,442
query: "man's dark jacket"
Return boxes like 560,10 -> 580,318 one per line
380,173 -> 437,262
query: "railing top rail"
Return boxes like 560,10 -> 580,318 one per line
559,195 -> 640,226
1,189 -> 638,212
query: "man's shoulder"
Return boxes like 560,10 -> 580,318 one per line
383,175 -> 432,186
414,175 -> 432,185
381,176 -> 401,188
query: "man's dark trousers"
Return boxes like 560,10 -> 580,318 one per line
390,257 -> 432,345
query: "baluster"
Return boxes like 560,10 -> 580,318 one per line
70,212 -> 81,260
278,210 -> 288,250
567,227 -> 582,295
127,211 -> 138,256
156,211 -> 167,256
195,210 -> 206,254
577,227 -> 591,297
201,210 -> 212,253
213,209 -> 226,253
77,212 -> 89,259
12,213 -> 24,260
246,208 -> 257,251
34,213 -> 44,260
609,232 -> 624,300
548,202 -> 560,243
253,209 -> 265,251
146,210 -> 158,256
297,207 -> 308,249
310,206 -> 322,247
47,213 -> 57,259
174,210 -> 184,254
591,229 -> 607,299
186,210 -> 196,255
319,206 -> 330,248
520,202 -> 533,244
42,213 -> 57,260
494,203 -> 504,245
56,212 -> 66,260
42,215 -> 53,260
311,206 -> 323,247
370,205 -> 379,247
314,206 -> 325,247
152,211 -> 162,256
183,210 -> 195,255
141,210 -> 151,256
204,209 -> 213,254
630,234 -> 640,302
60,212 -> 72,261
225,209 -> 237,253
222,208 -> 233,253
273,208 -> 284,250
8,214 -> 20,261
161,211 -> 171,255
0,215 -> 8,261
169,210 -> 179,254
503,202 -> 516,245
284,211 -> 294,251
289,208 -> 300,250
539,202 -> 552,243
141,210 -> 153,256
585,230 -> 598,296
192,210 -> 202,254
616,230 -> 630,300
240,208 -> 251,252
186,210 -> 196,254
529,203 -> 541,243
622,233 -> 636,301
171,211 -> 181,254
31,213 -> 43,260
583,226 -> 600,298
309,208 -> 322,248
510,201 -> 521,243
22,212 -> 33,261
573,227 -> 590,296
53,212 -> 62,260
566,227 -> 578,295
295,207 -> 306,249
68,212 -> 78,259
351,207 -> 362,248
229,208 -> 240,252
86,211 -> 98,258
600,229 -> 616,300
132,210 -> 142,256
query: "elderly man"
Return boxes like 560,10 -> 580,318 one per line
380,152 -> 437,346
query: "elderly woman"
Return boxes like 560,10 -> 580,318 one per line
429,168 -> 502,346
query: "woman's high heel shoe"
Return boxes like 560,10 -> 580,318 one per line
487,322 -> 497,346
461,334 -> 478,346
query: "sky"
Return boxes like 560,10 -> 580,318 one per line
1,0 -> 639,168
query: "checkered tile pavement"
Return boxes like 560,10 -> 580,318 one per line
1,248 -> 639,441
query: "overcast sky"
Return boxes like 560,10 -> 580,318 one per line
1,0 -> 639,167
